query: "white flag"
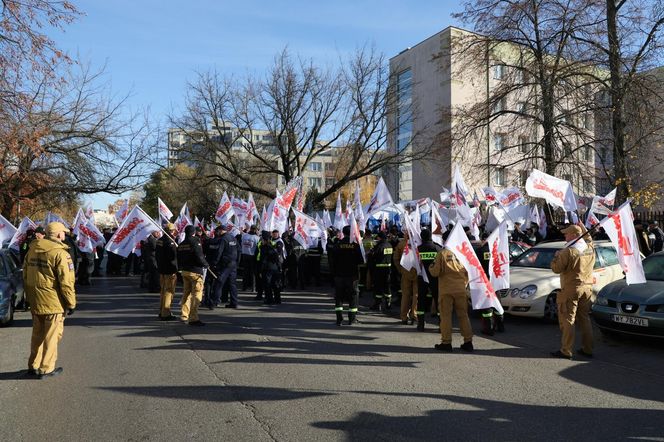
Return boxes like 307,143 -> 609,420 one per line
333,193 -> 344,230
445,223 -> 504,314
353,182 -> 366,228
585,210 -> 600,229
293,209 -> 324,249
323,209 -> 332,229
267,199 -> 289,234
0,214 -> 18,244
430,200 -> 447,246
215,192 -> 235,225
499,187 -> 524,211
74,214 -> 105,248
590,188 -> 617,216
114,200 -> 130,225
529,205 -> 541,228
451,164 -> 472,223
525,169 -> 577,211
366,176 -> 394,215
482,186 -> 502,205
246,193 -> 259,223
349,212 -> 366,263
106,206 -> 162,258
158,197 -> 173,221
260,204 -> 268,231
45,212 -> 71,229
487,221 -> 510,291
400,207 -> 427,281
598,201 -> 646,285
9,217 -> 37,251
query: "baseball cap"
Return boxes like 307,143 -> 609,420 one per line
45,222 -> 68,238
561,225 -> 583,237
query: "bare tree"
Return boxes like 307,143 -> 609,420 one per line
170,47 -> 430,204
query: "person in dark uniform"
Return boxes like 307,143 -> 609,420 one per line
142,231 -> 160,292
328,226 -> 364,326
259,231 -> 284,305
209,225 -> 240,309
155,223 -> 178,320
368,231 -> 393,312
416,229 -> 441,331
203,226 -> 222,307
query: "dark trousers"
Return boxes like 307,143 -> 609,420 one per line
78,253 -> 94,285
211,265 -> 238,306
372,267 -> 391,301
417,277 -> 438,316
263,268 -> 281,304
146,266 -> 159,292
256,264 -> 263,297
241,254 -> 256,291
334,276 -> 358,323
305,255 -> 321,286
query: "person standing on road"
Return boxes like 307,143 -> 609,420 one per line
368,231 -> 393,312
329,226 -> 364,326
394,229 -> 418,325
177,225 -> 209,326
209,225 -> 240,309
156,223 -> 178,321
550,224 -> 595,360
241,226 -> 260,292
429,248 -> 473,352
143,231 -> 160,292
23,222 -> 76,378
415,229 -> 441,332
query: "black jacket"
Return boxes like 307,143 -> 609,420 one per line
177,233 -> 209,275
368,238 -> 393,269
417,240 -> 441,281
156,234 -> 178,274
143,235 -> 158,270
211,232 -> 240,270
329,238 -> 363,278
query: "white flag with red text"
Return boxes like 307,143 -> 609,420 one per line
115,200 -> 130,225
333,193 -> 344,230
591,188 -> 617,216
158,197 -> 173,221
525,169 -> 577,211
430,200 -> 447,246
585,211 -> 600,229
292,209 -> 324,249
0,214 -> 18,244
445,223 -> 504,314
400,207 -> 427,281
349,211 -> 366,263
106,206 -> 161,258
215,192 -> 235,225
353,182 -> 365,228
9,217 -> 37,251
487,221 -> 510,291
598,201 -> 646,285
451,164 -> 472,223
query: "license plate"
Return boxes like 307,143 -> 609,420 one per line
612,315 -> 649,327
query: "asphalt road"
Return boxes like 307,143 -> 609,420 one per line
1,276 -> 663,441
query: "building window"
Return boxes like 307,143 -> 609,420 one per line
562,142 -> 573,158
519,136 -> 529,153
309,162 -> 322,172
308,177 -> 322,189
584,113 -> 593,130
519,170 -> 528,187
396,68 -> 413,155
493,64 -> 506,80
494,134 -> 505,151
495,168 -> 506,186
583,144 -> 592,161
492,97 -> 507,113
583,179 -> 594,193
325,162 -> 335,172
325,178 -> 335,188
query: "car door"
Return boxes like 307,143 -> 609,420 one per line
4,253 -> 23,301
595,246 -> 621,290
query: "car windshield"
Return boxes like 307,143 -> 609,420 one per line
511,248 -> 557,269
642,255 -> 664,281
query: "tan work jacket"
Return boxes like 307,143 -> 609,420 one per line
429,249 -> 469,294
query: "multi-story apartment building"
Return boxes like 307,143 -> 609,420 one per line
386,26 -> 601,202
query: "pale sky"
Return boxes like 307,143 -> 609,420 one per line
52,1 -> 461,209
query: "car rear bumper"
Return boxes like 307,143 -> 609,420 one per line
592,308 -> 664,338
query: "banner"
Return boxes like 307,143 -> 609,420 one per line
276,176 -> 302,211
158,197 -> 173,221
525,169 -> 577,211
267,199 -> 289,234
399,206 -> 426,281
585,210 -> 600,229
349,212 -> 366,263
293,209 -> 324,249
451,164 -> 471,223
500,187 -> 524,211
246,193 -> 259,224
598,201 -> 646,285
445,223 -> 504,314
114,200 -> 130,225
487,221 -> 510,291
9,217 -> 37,251
366,176 -> 394,215
430,201 -> 447,246
591,188 -> 617,216
215,192 -> 235,225
0,214 -> 18,244
45,212 -> 71,229
106,206 -> 161,258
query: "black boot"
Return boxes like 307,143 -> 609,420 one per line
336,312 -> 344,326
370,299 -> 381,311
417,316 -> 425,331
384,298 -> 392,311
481,315 -> 494,336
348,312 -> 359,325
495,314 -> 505,332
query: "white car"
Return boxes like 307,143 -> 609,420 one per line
498,241 -> 624,321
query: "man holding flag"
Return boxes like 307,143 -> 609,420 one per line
550,224 -> 595,360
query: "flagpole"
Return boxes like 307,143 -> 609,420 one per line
136,205 -> 179,247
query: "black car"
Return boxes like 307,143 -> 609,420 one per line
0,248 -> 25,326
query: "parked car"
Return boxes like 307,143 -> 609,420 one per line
592,251 -> 664,338
473,240 -> 532,275
0,248 -> 25,326
498,240 -> 624,321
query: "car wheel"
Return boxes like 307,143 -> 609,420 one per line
0,297 -> 14,326
543,292 -> 558,323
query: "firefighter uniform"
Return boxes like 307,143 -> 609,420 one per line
357,233 -> 375,295
416,230 -> 441,331
551,225 -> 595,359
368,232 -> 393,311
394,235 -> 418,324
329,227 -> 364,325
23,222 -> 76,377
429,249 -> 473,351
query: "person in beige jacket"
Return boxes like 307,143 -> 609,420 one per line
550,224 -> 595,360
393,230 -> 418,325
429,249 -> 473,352
23,222 -> 76,378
